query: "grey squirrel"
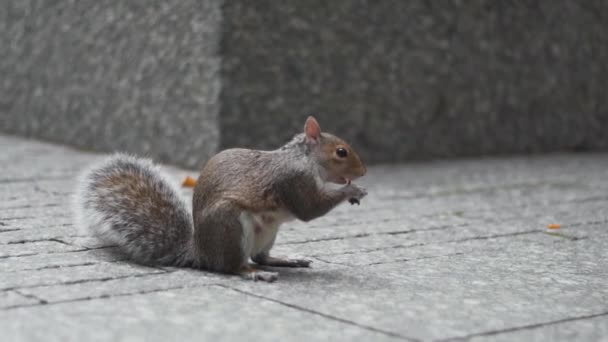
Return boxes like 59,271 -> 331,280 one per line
74,116 -> 367,282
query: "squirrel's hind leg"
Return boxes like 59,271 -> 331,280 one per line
249,228 -> 312,268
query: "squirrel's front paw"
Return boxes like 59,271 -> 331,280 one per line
343,184 -> 367,204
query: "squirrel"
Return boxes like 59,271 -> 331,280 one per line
74,116 -> 367,282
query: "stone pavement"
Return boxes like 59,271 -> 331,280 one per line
1,134 -> 607,342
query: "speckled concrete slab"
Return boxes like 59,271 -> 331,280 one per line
1,135 -> 607,341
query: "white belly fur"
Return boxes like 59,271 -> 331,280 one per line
239,209 -> 294,259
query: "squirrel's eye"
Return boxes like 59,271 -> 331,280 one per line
336,147 -> 348,158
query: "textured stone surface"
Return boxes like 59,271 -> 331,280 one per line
0,286 -> 401,342
2,2 -> 608,168
18,269 -> 220,303
0,290 -> 40,309
0,249 -> 119,273
469,315 -> 608,342
233,233 -> 608,341
220,0 -> 608,162
1,135 -> 608,341
0,1 -> 221,169
0,262 -> 162,291
0,240 -> 84,259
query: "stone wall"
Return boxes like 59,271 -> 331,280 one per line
0,1 -> 221,168
220,1 -> 608,163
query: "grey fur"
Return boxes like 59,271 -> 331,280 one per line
74,154 -> 193,266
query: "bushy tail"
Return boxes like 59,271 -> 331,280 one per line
74,154 -> 194,266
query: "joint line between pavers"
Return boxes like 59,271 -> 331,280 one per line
280,213 -> 606,250
0,176 -> 73,184
0,228 -> 22,233
0,245 -> 116,260
48,238 -> 75,246
2,261 -> 102,273
280,233 -> 371,245
280,223 -> 466,246
0,216 -> 35,221
216,284 -> 418,342
436,310 -> 608,341
377,180 -> 594,202
0,248 -> 89,259
358,194 -> 608,221
1,235 -> 88,246
1,203 -> 62,211
365,252 -> 467,267
12,289 -> 48,305
0,252 -> 39,259
314,251 -> 467,267
2,282 -> 219,311
0,269 -> 167,292
450,230 -> 539,243
312,230 -> 541,258
310,256 -> 351,267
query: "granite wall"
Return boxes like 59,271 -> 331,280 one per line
0,0 -> 221,168
220,0 -> 608,163
2,1 -> 607,168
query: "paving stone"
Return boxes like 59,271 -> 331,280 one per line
0,286 -> 402,342
231,234 -> 608,341
2,203 -> 69,219
361,154 -> 608,194
318,223 -> 606,267
0,214 -> 75,230
0,192 -> 70,210
0,262 -> 163,291
2,135 -> 608,341
0,290 -> 41,309
0,225 -> 80,245
273,195 -> 608,259
0,249 -> 121,273
0,240 -> 84,258
468,314 -> 608,342
272,223 -> 583,263
0,139 -> 95,181
18,269 -> 223,304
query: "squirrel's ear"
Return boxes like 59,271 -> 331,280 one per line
304,116 -> 321,142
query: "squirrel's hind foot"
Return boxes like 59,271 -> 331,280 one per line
239,266 -> 279,282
